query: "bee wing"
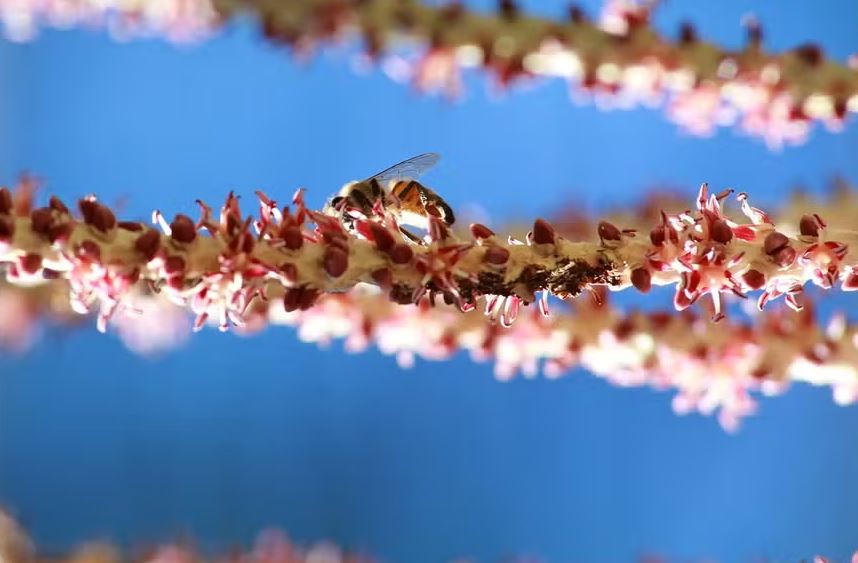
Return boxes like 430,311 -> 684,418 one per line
367,153 -> 440,185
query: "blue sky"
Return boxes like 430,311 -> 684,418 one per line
1,1 -> 857,561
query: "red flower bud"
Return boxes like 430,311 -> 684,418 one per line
369,223 -> 395,252
772,246 -> 797,268
164,255 -> 186,275
19,253 -> 42,274
49,196 -> 69,215
741,269 -> 766,290
323,246 -> 349,278
794,43 -> 823,66
134,229 -> 161,261
79,198 -> 96,224
0,188 -> 12,215
371,268 -> 393,289
170,214 -> 197,243
283,288 -> 301,312
598,221 -> 622,243
710,219 -> 733,244
389,243 -> 414,265
631,267 -> 651,293
649,225 -> 666,246
30,207 -> 53,235
470,223 -> 495,239
298,287 -> 320,310
76,240 -> 102,262
0,216 -> 14,241
532,218 -> 556,245
80,199 -> 116,233
484,246 -> 510,265
94,204 -> 116,232
763,231 -> 790,255
799,214 -> 821,238
282,226 -> 304,250
679,21 -> 697,44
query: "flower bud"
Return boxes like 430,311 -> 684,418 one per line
532,218 -> 556,245
598,221 -> 622,243
649,225 -> 666,246
741,269 -> 766,290
710,219 -> 733,244
763,231 -> 789,255
484,246 -> 510,265
0,188 -> 12,214
134,229 -> 161,261
282,226 -> 304,250
323,246 -> 349,278
630,267 -> 651,293
170,214 -> 197,243
799,214 -> 821,238
470,223 -> 495,239
369,223 -> 396,252
19,253 -> 42,274
0,216 -> 14,242
29,208 -> 53,236
389,243 -> 414,265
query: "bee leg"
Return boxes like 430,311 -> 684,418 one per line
398,226 -> 424,245
416,186 -> 455,225
338,208 -> 355,232
437,201 -> 455,225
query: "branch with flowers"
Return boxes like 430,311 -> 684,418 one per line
2,0 -> 857,148
2,175 -> 858,430
173,0 -> 858,147
268,286 -> 858,433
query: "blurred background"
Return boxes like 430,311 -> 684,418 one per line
1,0 -> 858,560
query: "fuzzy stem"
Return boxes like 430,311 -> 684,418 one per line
0,180 -> 856,331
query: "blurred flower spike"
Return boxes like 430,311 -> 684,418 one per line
0,509 -> 373,562
3,175 -> 858,430
1,0 -> 856,147
1,507 -> 857,562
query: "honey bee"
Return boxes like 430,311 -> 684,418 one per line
324,153 -> 455,242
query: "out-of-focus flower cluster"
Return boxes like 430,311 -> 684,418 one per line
269,286 -> 858,433
3,175 -> 858,430
1,0 -> 856,147
2,509 -> 857,562
0,0 -> 216,42
216,0 -> 858,148
0,510 -> 372,563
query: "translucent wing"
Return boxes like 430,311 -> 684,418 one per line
366,153 -> 440,185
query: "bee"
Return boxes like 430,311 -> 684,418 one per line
324,152 -> 455,242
